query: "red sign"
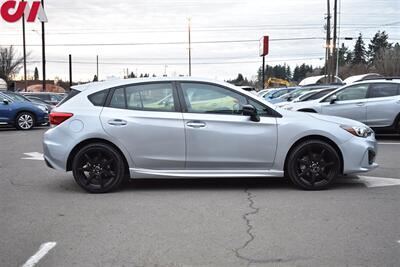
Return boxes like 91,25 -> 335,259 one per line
259,36 -> 269,57
1,0 -> 47,23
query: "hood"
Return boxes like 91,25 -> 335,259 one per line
306,113 -> 367,127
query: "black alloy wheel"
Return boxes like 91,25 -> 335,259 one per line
72,143 -> 126,193
287,140 -> 340,190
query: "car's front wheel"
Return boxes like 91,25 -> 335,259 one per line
16,112 -> 35,130
72,143 -> 126,193
287,140 -> 340,190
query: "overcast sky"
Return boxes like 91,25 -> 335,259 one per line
1,0 -> 399,82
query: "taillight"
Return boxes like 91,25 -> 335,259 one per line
49,112 -> 73,126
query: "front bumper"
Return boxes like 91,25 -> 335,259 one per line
341,134 -> 379,174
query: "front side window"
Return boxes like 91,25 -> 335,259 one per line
324,84 -> 369,102
369,83 -> 399,98
181,83 -> 247,115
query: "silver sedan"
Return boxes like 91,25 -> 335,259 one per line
43,77 -> 378,193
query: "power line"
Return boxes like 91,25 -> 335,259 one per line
26,56 -> 324,66
4,37 -> 325,47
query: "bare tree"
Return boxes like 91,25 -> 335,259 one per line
372,44 -> 400,76
0,46 -> 25,82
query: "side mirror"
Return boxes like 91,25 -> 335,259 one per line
3,99 -> 9,105
242,104 -> 260,122
287,96 -> 293,101
330,95 -> 338,104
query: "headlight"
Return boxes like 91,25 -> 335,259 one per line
36,105 -> 47,112
340,125 -> 373,138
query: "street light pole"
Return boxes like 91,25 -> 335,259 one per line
41,0 -> 46,92
188,18 -> 192,77
22,0 -> 27,92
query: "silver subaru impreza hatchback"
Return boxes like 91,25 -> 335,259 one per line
43,77 -> 378,193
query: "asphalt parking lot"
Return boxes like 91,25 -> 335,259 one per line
0,128 -> 399,267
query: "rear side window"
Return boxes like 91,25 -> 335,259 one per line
369,83 -> 399,98
57,89 -> 81,106
109,88 -> 126,109
88,90 -> 108,106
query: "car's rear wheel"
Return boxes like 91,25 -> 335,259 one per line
287,140 -> 340,190
72,143 -> 126,193
15,112 -> 35,130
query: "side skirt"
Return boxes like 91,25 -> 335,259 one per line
129,168 -> 284,179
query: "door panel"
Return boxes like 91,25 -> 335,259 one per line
321,84 -> 368,123
101,108 -> 185,169
366,83 -> 400,127
183,113 -> 277,169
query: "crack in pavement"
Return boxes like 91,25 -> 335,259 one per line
233,189 -> 304,266
233,188 -> 260,265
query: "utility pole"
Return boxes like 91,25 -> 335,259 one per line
96,55 -> 99,81
188,18 -> 192,77
336,0 -> 342,77
325,0 -> 331,83
41,0 -> 46,92
262,56 -> 265,89
22,0 -> 27,91
69,54 -> 72,87
332,0 -> 338,82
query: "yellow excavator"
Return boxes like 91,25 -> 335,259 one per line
265,77 -> 292,88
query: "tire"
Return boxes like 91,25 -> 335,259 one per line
15,112 -> 35,130
72,143 -> 126,193
287,140 -> 340,190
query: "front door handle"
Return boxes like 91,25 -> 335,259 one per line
186,121 -> 206,128
356,102 -> 365,106
108,119 -> 127,126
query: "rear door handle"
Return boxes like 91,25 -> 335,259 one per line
108,119 -> 127,126
186,121 -> 206,128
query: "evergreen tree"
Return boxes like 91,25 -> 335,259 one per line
352,33 -> 367,65
338,44 -> 350,66
34,67 -> 39,80
93,75 -> 98,82
367,31 -> 392,63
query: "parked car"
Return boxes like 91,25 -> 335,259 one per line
2,91 -> 53,113
263,87 -> 298,102
20,92 -> 65,105
25,96 -> 55,112
0,92 -> 49,130
43,77 -> 378,193
284,79 -> 400,133
276,88 -> 337,109
270,85 -> 340,104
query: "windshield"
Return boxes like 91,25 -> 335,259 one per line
3,92 -> 30,102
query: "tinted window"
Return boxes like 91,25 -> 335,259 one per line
88,90 -> 108,106
109,87 -> 126,109
125,83 -> 175,111
272,89 -> 289,98
369,83 -> 399,98
304,89 -> 334,101
50,94 -> 63,102
57,89 -> 81,106
181,83 -> 247,115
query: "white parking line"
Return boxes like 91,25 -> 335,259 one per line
22,242 -> 56,267
378,142 -> 400,145
21,152 -> 44,161
358,176 -> 400,188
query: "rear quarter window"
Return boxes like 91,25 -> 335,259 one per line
88,90 -> 108,106
369,83 -> 399,98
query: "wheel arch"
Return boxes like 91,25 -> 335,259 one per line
283,135 -> 344,176
14,110 -> 37,123
66,138 -> 130,174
